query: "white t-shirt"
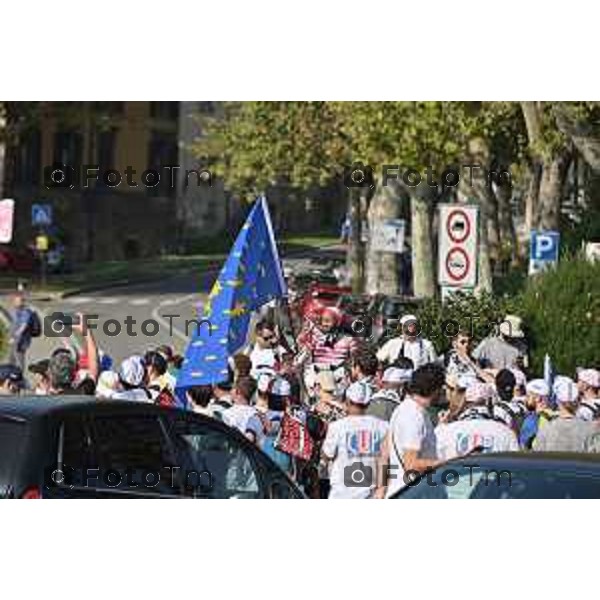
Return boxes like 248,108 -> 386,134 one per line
386,397 -> 437,497
576,398 -> 600,421
248,344 -> 286,378
322,415 -> 389,499
377,337 -> 437,368
222,404 -> 264,445
435,418 -> 519,462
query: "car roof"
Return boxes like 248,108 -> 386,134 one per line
448,451 -> 600,469
0,395 -> 194,421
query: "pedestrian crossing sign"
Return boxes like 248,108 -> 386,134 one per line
32,204 -> 53,226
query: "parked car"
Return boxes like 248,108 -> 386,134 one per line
390,452 -> 600,499
336,294 -> 372,334
298,281 -> 351,321
0,397 -> 303,499
370,294 -> 423,342
0,246 -> 36,272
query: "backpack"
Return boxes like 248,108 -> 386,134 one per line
145,385 -> 177,408
28,310 -> 42,338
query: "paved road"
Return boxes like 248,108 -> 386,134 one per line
5,245 -> 345,368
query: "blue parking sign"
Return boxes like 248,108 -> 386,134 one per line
529,230 -> 560,274
32,204 -> 53,226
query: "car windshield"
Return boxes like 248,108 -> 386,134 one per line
392,463 -> 600,499
314,292 -> 341,302
339,297 -> 368,313
383,300 -> 415,317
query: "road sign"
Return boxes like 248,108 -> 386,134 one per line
438,204 -> 478,288
36,235 -> 49,252
372,218 -> 406,253
0,199 -> 15,243
585,241 -> 600,262
529,230 -> 560,275
32,203 -> 53,226
441,285 -> 474,303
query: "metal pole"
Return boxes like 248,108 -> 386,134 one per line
40,250 -> 47,289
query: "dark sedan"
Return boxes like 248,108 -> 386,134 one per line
0,396 -> 303,499
390,452 -> 600,499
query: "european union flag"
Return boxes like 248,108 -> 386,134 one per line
175,196 -> 287,390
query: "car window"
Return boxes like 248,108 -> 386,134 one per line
167,417 -> 262,498
383,301 -> 405,316
314,292 -> 340,302
88,414 -> 180,496
394,464 -> 600,499
268,479 -> 298,499
0,419 -> 27,496
58,415 -> 97,487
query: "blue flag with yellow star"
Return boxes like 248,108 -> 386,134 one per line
175,196 -> 287,389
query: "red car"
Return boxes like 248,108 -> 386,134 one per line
0,246 -> 36,272
298,282 -> 351,322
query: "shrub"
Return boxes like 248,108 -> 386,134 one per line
415,256 -> 600,377
416,290 -> 520,357
518,255 -> 600,375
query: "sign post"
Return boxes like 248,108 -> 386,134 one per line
529,230 -> 560,275
438,204 -> 479,294
36,234 -> 49,288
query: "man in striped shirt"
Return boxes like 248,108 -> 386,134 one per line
299,306 -> 357,367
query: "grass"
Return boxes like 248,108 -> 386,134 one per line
0,254 -> 226,295
0,231 -> 339,296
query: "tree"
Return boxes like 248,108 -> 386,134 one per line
520,102 -> 572,232
193,101 -> 529,298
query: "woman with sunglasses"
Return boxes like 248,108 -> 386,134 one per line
445,329 -> 492,383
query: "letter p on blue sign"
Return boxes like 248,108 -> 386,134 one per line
529,230 -> 560,274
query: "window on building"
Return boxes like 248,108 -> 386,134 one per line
147,130 -> 178,198
95,129 -> 117,188
14,129 -> 41,186
150,102 -> 179,121
53,130 -> 83,168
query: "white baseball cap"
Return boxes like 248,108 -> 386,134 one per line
526,379 -> 550,398
510,368 -> 527,388
346,381 -> 372,405
553,376 -> 579,404
577,368 -> 600,389
400,314 -> 418,326
382,366 -> 412,384
465,382 -> 496,404
119,355 -> 145,387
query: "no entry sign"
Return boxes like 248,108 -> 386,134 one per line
438,204 -> 478,288
445,247 -> 470,281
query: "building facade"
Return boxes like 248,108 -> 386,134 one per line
4,101 -> 227,262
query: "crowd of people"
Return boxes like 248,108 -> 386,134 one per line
2,290 -> 600,499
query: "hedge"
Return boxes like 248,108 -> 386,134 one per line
415,255 -> 600,377
518,255 -> 600,375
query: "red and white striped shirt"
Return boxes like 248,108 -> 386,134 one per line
298,322 -> 357,367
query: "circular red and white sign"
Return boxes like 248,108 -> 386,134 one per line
445,247 -> 470,282
446,209 -> 471,244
